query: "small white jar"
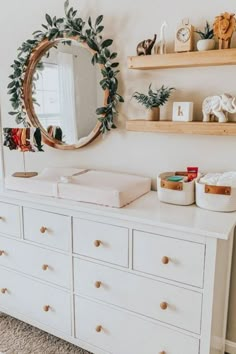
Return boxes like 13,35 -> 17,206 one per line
197,39 -> 215,51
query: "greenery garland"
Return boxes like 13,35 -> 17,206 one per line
8,0 -> 124,134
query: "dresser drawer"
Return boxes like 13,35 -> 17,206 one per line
74,259 -> 202,334
0,236 -> 70,288
0,268 -> 71,334
75,296 -> 199,354
133,230 -> 205,288
0,202 -> 21,238
73,218 -> 128,267
23,207 -> 71,251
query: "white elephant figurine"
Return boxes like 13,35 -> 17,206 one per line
202,93 -> 236,123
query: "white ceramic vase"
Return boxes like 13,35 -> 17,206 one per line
197,39 -> 215,51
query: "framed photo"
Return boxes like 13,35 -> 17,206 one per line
172,102 -> 194,122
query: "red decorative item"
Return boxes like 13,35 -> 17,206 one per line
187,167 -> 199,182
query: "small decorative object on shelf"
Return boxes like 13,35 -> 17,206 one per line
175,18 -> 194,52
202,94 -> 236,123
195,21 -> 215,51
3,127 -> 43,178
136,34 -> 157,56
155,22 -> 168,55
172,102 -> 194,122
213,12 -> 236,49
133,84 -> 175,121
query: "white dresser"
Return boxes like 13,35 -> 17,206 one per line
0,190 -> 235,354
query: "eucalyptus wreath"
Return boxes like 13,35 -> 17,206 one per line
8,0 -> 124,134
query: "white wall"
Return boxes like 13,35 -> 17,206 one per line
1,0 -> 236,341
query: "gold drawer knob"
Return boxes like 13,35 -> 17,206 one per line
160,302 -> 168,310
159,351 -> 166,354
94,240 -> 102,247
95,281 -> 102,288
0,250 -> 5,256
40,226 -> 47,234
43,305 -> 50,312
42,264 -> 49,271
1,288 -> 7,294
95,325 -> 102,333
162,256 -> 169,265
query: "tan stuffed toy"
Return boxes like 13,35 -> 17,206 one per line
213,12 -> 236,49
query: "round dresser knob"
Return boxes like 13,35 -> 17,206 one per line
95,325 -> 102,333
95,281 -> 102,288
159,351 -> 166,354
161,256 -> 169,265
40,226 -> 47,234
43,305 -> 50,312
94,240 -> 102,248
0,250 -> 5,256
42,264 -> 49,271
1,288 -> 7,294
160,302 -> 168,310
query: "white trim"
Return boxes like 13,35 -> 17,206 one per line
225,340 -> 236,354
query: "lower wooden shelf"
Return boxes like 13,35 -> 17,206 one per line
126,120 -> 236,136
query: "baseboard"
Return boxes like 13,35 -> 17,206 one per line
225,340 -> 236,354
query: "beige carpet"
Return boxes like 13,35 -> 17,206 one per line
0,313 -> 92,354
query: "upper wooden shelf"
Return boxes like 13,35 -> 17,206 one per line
126,120 -> 236,136
128,48 -> 236,70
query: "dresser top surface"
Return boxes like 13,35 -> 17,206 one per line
0,189 -> 235,240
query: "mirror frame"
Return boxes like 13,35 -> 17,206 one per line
23,38 -> 109,150
8,1 -> 123,149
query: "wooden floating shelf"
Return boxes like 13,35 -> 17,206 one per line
126,120 -> 236,136
128,48 -> 236,70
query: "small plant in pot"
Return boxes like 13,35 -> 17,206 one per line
195,21 -> 215,51
133,84 -> 175,121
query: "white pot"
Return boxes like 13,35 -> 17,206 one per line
197,39 -> 215,51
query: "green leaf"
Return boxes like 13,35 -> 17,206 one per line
96,25 -> 104,34
97,55 -> 106,64
104,48 -> 110,58
8,88 -> 17,94
48,28 -> 59,40
32,30 -> 43,35
8,111 -> 18,116
111,62 -> 119,68
7,81 -> 15,89
96,107 -> 107,115
88,16 -> 92,28
110,52 -> 117,60
46,14 -> 53,26
101,39 -> 113,48
95,15 -> 103,27
56,18 -> 64,25
64,0 -> 69,13
116,94 -> 124,103
91,53 -> 98,65
86,38 -> 99,52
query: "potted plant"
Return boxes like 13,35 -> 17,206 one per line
195,21 -> 215,51
133,84 -> 175,121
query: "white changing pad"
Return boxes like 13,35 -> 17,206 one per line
5,167 -> 87,197
5,168 -> 151,208
58,170 -> 151,207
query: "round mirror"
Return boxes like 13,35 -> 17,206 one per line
8,5 -> 123,149
23,38 -> 108,150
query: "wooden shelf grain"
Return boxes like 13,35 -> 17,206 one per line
128,48 -> 236,70
126,120 -> 236,136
